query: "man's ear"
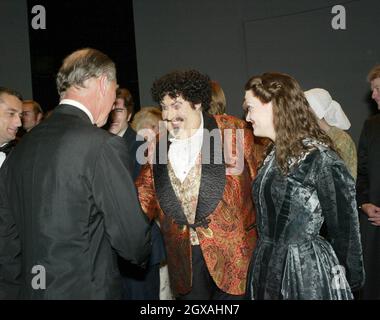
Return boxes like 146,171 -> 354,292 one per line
194,103 -> 202,111
99,75 -> 108,96
36,113 -> 43,124
127,112 -> 132,122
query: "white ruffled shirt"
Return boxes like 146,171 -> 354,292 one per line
168,115 -> 203,183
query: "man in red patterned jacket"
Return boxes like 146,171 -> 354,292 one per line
136,69 -> 258,299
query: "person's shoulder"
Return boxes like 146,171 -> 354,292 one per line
98,132 -> 130,157
71,125 -> 123,152
329,126 -> 346,138
369,113 -> 380,120
302,140 -> 340,165
81,124 -> 114,140
289,145 -> 344,184
123,126 -> 136,137
330,127 -> 355,145
308,144 -> 346,175
359,114 -> 380,137
365,113 -> 380,126
213,114 -> 248,129
125,126 -> 145,149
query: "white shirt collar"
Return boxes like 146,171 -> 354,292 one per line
0,153 -> 6,168
118,127 -> 128,137
168,113 -> 204,182
59,99 -> 94,124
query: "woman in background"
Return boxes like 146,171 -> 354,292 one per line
132,106 -> 164,140
304,88 -> 357,180
244,72 -> 364,300
208,80 -> 227,115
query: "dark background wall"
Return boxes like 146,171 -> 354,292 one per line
1,0 -> 379,144
26,0 -> 140,112
133,0 -> 380,144
1,0 -> 140,112
0,0 -> 32,99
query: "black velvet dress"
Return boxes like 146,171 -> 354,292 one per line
246,140 -> 365,300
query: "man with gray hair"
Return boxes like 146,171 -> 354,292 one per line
356,64 -> 380,299
0,48 -> 151,299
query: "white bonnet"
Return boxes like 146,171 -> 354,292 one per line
304,88 -> 351,130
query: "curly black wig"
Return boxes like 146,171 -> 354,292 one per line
151,69 -> 212,112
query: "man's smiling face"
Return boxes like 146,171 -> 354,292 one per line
0,93 -> 23,145
160,94 -> 202,140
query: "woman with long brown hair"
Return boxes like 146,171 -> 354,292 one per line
244,72 -> 364,300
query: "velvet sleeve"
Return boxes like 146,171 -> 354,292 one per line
316,151 -> 365,290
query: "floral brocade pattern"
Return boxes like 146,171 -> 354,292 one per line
196,166 -> 258,294
167,156 -> 202,245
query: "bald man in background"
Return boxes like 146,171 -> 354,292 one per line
21,100 -> 43,133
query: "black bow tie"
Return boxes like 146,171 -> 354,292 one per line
0,140 -> 16,155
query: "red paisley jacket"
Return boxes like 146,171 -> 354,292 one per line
135,113 -> 258,296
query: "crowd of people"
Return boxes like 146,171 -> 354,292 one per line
0,47 -> 379,300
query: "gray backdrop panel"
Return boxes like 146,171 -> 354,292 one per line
133,0 -> 380,144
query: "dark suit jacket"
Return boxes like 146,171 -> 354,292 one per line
357,114 -> 380,207
122,126 -> 143,180
0,105 -> 151,300
356,113 -> 380,299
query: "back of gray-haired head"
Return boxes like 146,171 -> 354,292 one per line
56,48 -> 116,98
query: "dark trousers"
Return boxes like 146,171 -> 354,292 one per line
176,245 -> 246,300
120,261 -> 160,300
119,221 -> 166,300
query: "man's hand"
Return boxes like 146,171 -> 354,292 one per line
361,203 -> 380,226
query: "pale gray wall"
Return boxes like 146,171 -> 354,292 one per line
0,0 -> 32,99
133,0 -> 380,144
